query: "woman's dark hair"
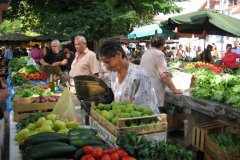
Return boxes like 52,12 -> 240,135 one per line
99,40 -> 126,58
151,34 -> 166,48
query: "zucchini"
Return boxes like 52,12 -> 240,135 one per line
70,139 -> 104,148
22,132 -> 69,150
25,142 -> 77,160
73,148 -> 84,160
68,128 -> 97,136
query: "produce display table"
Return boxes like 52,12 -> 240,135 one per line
165,89 -> 240,146
165,90 -> 240,121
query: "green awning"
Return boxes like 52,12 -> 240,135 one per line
128,24 -> 177,39
160,9 -> 240,37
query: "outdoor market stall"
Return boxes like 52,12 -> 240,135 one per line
5,56 -> 193,160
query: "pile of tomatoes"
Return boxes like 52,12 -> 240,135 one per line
80,146 -> 136,160
20,72 -> 47,81
193,62 -> 226,73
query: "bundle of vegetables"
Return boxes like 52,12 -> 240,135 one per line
18,65 -> 41,74
11,72 -> 31,86
187,68 -> 240,108
184,62 -> 225,73
116,131 -> 192,160
8,56 -> 29,72
15,86 -> 45,97
20,72 -> 47,81
210,133 -> 240,154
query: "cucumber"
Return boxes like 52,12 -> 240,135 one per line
22,132 -> 69,150
69,134 -> 102,141
73,148 -> 84,160
25,142 -> 77,160
70,139 -> 104,148
25,142 -> 69,155
68,128 -> 98,136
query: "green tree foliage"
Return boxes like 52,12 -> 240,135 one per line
0,20 -> 22,35
5,0 -> 181,41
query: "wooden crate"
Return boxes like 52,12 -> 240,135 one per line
205,135 -> 240,160
228,121 -> 240,134
192,120 -> 228,151
13,102 -> 56,121
90,107 -> 167,137
13,96 -> 38,104
90,117 -> 167,146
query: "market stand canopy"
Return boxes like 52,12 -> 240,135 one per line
160,9 -> 240,37
0,33 -> 33,42
128,24 -> 177,39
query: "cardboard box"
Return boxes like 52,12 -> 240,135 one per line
90,117 -> 167,146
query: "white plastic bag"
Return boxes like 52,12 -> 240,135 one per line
52,88 -> 79,122
27,58 -> 37,66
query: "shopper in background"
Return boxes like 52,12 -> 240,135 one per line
141,34 -> 183,112
232,40 -> 240,54
222,44 -> 240,69
176,44 -> 186,59
30,44 -> 42,64
69,36 -> 99,78
63,45 -> 74,74
99,40 -> 160,114
200,44 -> 214,63
40,40 -> 67,71
232,40 -> 240,62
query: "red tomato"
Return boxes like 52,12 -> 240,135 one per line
83,146 -> 93,154
101,154 -> 111,160
80,154 -> 95,160
116,149 -> 128,157
108,147 -> 118,154
91,147 -> 104,159
103,149 -> 109,154
110,153 -> 120,160
122,156 -> 136,160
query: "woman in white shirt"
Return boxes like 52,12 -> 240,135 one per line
99,40 -> 159,114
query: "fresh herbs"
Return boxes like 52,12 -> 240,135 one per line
116,131 -> 193,160
16,112 -> 46,132
211,133 -> 240,154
